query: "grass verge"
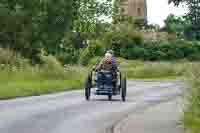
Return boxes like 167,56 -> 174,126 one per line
118,58 -> 189,79
0,57 -> 192,99
183,64 -> 200,133
0,65 -> 87,99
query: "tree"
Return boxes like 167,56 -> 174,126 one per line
0,0 -> 74,62
168,0 -> 200,40
164,14 -> 187,38
168,0 -> 185,6
112,0 -> 121,24
72,0 -> 112,34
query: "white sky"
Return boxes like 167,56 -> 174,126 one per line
147,0 -> 187,27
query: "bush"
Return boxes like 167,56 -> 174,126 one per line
88,40 -> 105,56
79,48 -> 93,66
118,40 -> 200,61
88,56 -> 102,66
57,48 -> 80,65
79,40 -> 105,66
0,48 -> 30,70
100,22 -> 144,57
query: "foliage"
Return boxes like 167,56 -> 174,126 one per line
145,24 -> 160,32
101,22 -> 142,56
79,48 -> 93,66
168,0 -> 185,6
0,56 -> 87,99
184,64 -> 200,133
0,48 -> 29,69
88,40 -> 105,56
164,14 -> 187,38
0,0 -> 74,62
112,0 -> 121,24
100,27 -> 200,60
56,47 -> 80,65
79,40 -> 104,66
72,0 -> 112,34
0,57 -> 191,99
120,60 -> 187,79
95,21 -> 200,61
168,0 -> 200,40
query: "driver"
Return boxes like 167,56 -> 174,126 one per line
95,51 -> 118,93
107,50 -> 117,67
96,52 -> 118,72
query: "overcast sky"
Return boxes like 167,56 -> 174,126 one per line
147,0 -> 187,26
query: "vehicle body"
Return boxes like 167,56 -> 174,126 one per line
85,68 -> 127,101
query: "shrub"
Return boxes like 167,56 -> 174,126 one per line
79,40 -> 105,66
79,48 -> 94,66
88,56 -> 102,67
88,40 -> 105,56
0,48 -> 17,65
0,48 -> 30,70
122,40 -> 200,61
57,48 -> 80,64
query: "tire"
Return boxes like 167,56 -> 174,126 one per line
121,77 -> 127,102
85,87 -> 90,101
85,75 -> 92,101
108,95 -> 112,101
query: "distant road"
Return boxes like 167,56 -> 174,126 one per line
0,80 -> 184,133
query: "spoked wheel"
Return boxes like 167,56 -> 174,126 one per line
108,95 -> 112,101
121,77 -> 127,102
85,74 -> 92,101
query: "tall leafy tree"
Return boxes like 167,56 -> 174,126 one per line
0,0 -> 74,62
169,0 -> 200,40
164,14 -> 187,38
72,0 -> 112,34
112,0 -> 121,24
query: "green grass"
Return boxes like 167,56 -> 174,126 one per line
0,65 -> 88,99
118,59 -> 189,79
0,57 -> 193,99
0,80 -> 81,99
183,64 -> 200,133
184,112 -> 200,133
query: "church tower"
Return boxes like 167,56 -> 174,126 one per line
120,0 -> 147,22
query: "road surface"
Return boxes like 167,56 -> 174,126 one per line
0,80 -> 184,133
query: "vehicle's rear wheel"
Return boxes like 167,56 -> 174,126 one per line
108,95 -> 112,101
85,75 -> 92,101
121,77 -> 127,102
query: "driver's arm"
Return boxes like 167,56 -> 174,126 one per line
112,58 -> 119,72
95,59 -> 103,71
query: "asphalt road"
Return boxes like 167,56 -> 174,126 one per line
0,80 -> 184,133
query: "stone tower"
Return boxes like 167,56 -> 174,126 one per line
120,0 -> 147,22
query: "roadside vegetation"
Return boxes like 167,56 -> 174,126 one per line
119,60 -> 188,79
0,49 -> 87,99
183,64 -> 200,133
0,49 -> 191,99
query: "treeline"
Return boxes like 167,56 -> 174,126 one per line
0,0 -> 75,63
0,0 -> 112,65
78,22 -> 200,65
0,0 -> 200,66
